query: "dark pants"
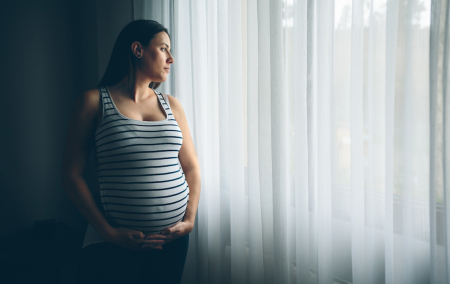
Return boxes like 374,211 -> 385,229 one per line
77,234 -> 189,284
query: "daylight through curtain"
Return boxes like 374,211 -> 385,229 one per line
134,0 -> 449,283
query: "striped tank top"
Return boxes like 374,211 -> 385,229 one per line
82,86 -> 189,248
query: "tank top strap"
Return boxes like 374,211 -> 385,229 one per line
163,93 -> 170,108
99,86 -> 113,105
155,91 -> 175,121
97,86 -> 106,104
97,86 -> 112,121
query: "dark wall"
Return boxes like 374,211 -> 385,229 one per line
0,0 -> 123,236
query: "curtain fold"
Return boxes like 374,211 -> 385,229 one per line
247,0 -> 265,282
316,0 -> 334,282
293,0 -> 310,283
350,0 -> 365,283
431,0 -> 450,283
133,0 -> 449,283
384,0 -> 399,283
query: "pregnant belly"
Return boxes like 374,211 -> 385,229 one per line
100,180 -> 189,234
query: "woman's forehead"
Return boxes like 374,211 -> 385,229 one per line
147,33 -> 171,50
154,32 -> 170,43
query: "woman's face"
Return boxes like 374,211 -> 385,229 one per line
134,31 -> 174,82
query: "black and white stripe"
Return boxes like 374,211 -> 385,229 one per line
94,86 -> 189,234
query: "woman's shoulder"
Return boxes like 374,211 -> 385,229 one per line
82,87 -> 101,99
165,94 -> 182,110
73,88 -> 102,117
165,94 -> 186,122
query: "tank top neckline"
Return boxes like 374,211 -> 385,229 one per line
104,86 -> 169,124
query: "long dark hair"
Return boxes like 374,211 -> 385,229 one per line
97,20 -> 170,90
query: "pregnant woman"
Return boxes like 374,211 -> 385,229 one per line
61,20 -> 201,284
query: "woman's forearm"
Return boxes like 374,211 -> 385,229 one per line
182,167 -> 201,226
61,175 -> 114,240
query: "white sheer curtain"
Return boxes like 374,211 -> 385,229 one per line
134,0 -> 449,283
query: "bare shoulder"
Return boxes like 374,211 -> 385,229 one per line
166,94 -> 185,120
83,88 -> 100,100
166,94 -> 181,108
80,88 -> 101,111
72,88 -> 101,119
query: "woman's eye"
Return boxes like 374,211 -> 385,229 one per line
162,48 -> 166,51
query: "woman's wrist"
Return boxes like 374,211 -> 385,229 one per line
184,219 -> 195,233
98,224 -> 117,242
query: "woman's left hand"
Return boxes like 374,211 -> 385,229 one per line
144,220 -> 193,246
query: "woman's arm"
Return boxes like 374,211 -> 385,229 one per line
61,90 -> 114,240
168,94 -> 201,228
61,89 -> 164,250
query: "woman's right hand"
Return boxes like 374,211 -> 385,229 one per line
105,227 -> 165,251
